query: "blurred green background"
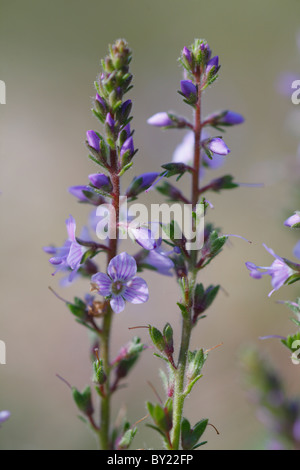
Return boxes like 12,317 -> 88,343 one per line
0,0 -> 300,450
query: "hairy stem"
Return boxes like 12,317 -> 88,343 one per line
171,70 -> 202,450
99,148 -> 120,450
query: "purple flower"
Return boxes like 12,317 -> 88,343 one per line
106,113 -> 115,130
173,131 -> 226,177
68,185 -> 105,206
147,112 -> 174,127
182,46 -> 192,65
284,212 -> 300,228
180,80 -> 197,99
246,244 -> 297,296
95,93 -> 106,106
120,136 -> 134,159
122,123 -> 131,139
293,419 -> 300,441
0,410 -> 10,426
206,56 -> 219,75
128,223 -> 160,251
293,240 -> 300,259
118,99 -> 132,121
200,42 -> 212,60
144,249 -> 174,277
206,137 -> 230,155
91,252 -> 149,313
205,110 -> 244,126
44,215 -> 86,281
69,185 -> 92,202
223,111 -> 244,125
86,130 -> 100,152
126,172 -> 159,198
88,173 -> 112,191
142,241 -> 174,276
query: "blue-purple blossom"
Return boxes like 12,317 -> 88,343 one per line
69,185 -> 92,202
129,226 -> 159,251
172,131 -> 226,177
126,172 -> 159,198
68,185 -> 105,206
44,215 -> 86,281
120,136 -> 134,159
88,173 -> 112,191
293,240 -> 300,259
118,99 -> 132,120
142,241 -> 174,277
284,212 -> 300,228
206,56 -> 219,75
180,80 -> 197,99
245,244 -> 297,296
106,113 -> 115,130
205,110 -> 244,126
182,46 -> 192,64
96,93 -> 106,106
0,411 -> 10,426
206,137 -> 230,155
147,112 -> 174,127
86,130 -> 100,152
91,252 -> 149,313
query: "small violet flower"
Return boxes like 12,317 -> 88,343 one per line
91,252 -> 149,314
86,130 -> 100,152
143,244 -> 174,277
172,131 -> 226,178
245,244 -> 298,296
284,212 -> 300,228
0,410 -> 10,426
88,173 -> 112,192
120,136 -> 134,159
206,56 -> 219,75
205,110 -> 245,126
206,137 -> 230,155
180,80 -> 197,99
44,215 -> 86,280
147,112 -> 174,128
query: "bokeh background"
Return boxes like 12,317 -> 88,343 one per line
0,0 -> 300,450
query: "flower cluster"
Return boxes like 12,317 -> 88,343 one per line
45,38 -> 246,451
144,38 -> 245,449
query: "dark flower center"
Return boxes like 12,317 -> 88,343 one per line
111,280 -> 124,296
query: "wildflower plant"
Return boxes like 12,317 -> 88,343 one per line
246,212 -> 300,362
45,38 -> 245,450
145,39 -> 245,450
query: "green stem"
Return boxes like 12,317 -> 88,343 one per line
171,310 -> 192,449
99,149 -> 120,450
171,68 -> 202,450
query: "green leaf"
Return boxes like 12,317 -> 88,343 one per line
118,428 -> 137,450
192,441 -> 208,449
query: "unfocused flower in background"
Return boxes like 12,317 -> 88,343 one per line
246,244 -> 300,297
0,411 -> 10,428
241,348 -> 300,450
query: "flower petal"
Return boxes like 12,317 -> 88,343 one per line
91,272 -> 112,297
66,215 -> 76,242
110,295 -> 125,313
123,277 -> 149,304
67,242 -> 84,270
107,252 -> 137,281
293,240 -> 300,260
